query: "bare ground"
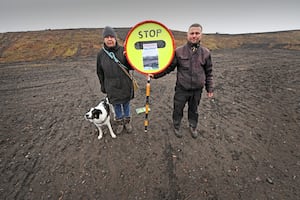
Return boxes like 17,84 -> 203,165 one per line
0,48 -> 299,200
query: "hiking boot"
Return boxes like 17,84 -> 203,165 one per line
174,127 -> 183,138
115,119 -> 124,134
190,127 -> 198,139
124,117 -> 133,133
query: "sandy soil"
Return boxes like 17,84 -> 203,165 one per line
1,48 -> 299,200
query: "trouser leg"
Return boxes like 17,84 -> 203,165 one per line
123,101 -> 131,118
172,87 -> 188,129
188,89 -> 202,128
114,104 -> 123,120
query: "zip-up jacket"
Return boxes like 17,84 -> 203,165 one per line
154,42 -> 213,92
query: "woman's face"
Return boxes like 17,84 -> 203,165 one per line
104,36 -> 116,47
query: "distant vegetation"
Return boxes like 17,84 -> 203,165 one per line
0,28 -> 299,64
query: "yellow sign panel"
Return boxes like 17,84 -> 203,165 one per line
125,20 -> 175,75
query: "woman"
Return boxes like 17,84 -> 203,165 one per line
96,26 -> 134,134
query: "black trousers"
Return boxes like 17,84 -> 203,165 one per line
172,86 -> 203,129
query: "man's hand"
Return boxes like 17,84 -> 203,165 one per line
207,92 -> 213,98
148,74 -> 154,79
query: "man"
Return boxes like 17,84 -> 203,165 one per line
154,23 -> 214,138
96,26 -> 134,134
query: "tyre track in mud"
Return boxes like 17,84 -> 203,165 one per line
1,62 -> 74,199
0,60 -> 99,199
140,48 -> 300,199
149,67 -> 220,198
206,49 -> 300,198
1,49 -> 299,199
146,75 -> 184,199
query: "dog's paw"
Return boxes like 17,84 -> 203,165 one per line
97,135 -> 103,140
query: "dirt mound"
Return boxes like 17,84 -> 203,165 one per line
1,29 -> 300,64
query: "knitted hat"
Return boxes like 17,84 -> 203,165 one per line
102,26 -> 117,38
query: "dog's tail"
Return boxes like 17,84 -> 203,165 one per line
104,96 -> 110,104
103,96 -> 111,115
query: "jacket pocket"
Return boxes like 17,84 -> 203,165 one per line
177,56 -> 189,70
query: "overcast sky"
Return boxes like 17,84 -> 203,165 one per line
0,0 -> 299,34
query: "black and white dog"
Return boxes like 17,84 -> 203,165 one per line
84,97 -> 116,139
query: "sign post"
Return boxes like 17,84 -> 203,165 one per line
125,20 -> 175,132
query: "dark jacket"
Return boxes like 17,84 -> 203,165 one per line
96,43 -> 134,104
155,42 -> 213,92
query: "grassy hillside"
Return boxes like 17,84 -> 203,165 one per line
0,28 -> 299,64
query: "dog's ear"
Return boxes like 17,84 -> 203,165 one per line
92,109 -> 102,119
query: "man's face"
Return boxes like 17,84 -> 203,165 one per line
187,26 -> 202,44
104,36 -> 116,47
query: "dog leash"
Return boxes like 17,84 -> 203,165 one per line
102,47 -> 133,80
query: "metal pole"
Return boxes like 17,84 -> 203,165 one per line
144,75 -> 151,132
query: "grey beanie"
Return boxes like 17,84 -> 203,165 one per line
102,26 -> 117,38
